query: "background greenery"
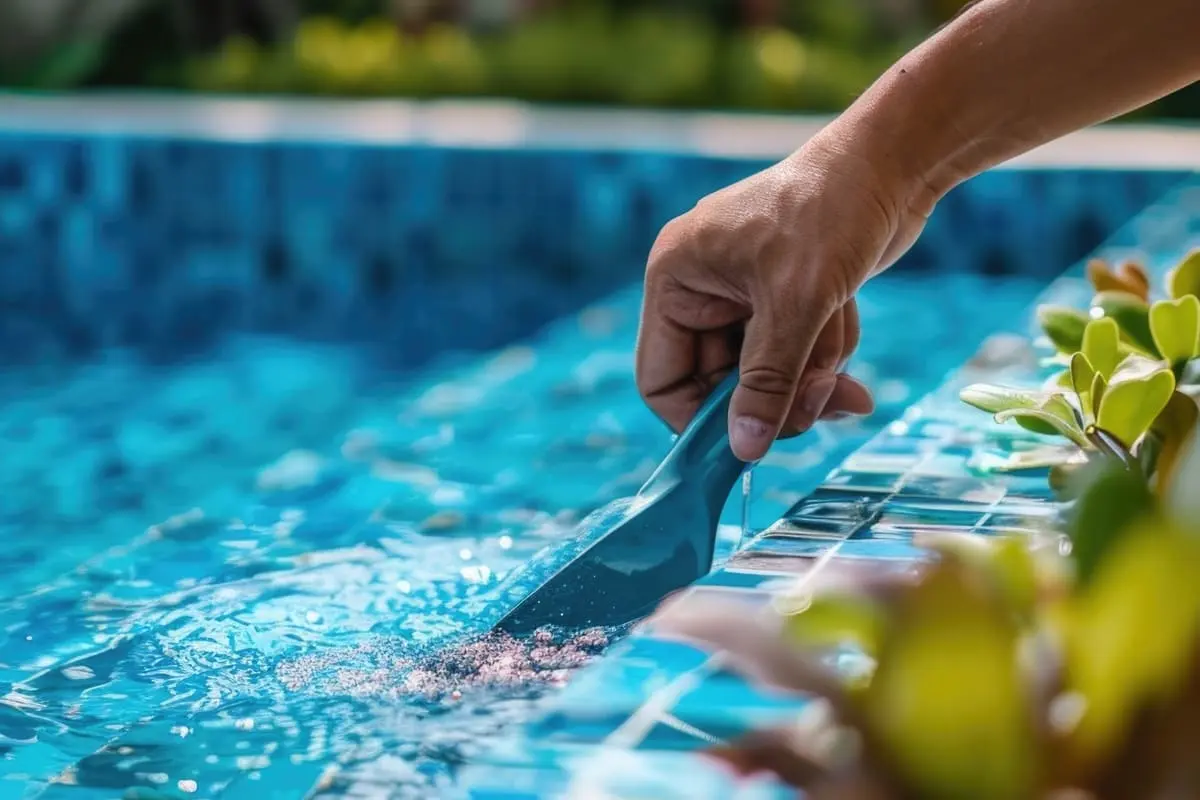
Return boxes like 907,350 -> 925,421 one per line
1,0 -> 1198,118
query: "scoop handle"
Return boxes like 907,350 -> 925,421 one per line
639,371 -> 747,508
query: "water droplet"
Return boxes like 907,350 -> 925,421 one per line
458,548 -> 472,561
178,779 -> 198,793
395,580 -> 411,593
497,535 -> 513,549
235,718 -> 255,731
305,611 -> 323,625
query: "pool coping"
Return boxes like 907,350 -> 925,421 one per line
3,93 -> 1200,168
459,178 -> 1200,798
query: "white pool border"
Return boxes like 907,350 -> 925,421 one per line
1,92 -> 1199,169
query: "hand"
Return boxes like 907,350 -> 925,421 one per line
635,132 -> 932,462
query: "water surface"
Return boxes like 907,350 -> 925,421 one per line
0,274 -> 1040,797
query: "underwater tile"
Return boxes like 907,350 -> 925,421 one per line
783,488 -> 888,524
834,537 -> 931,561
982,511 -> 1060,532
804,554 -> 927,586
700,568 -> 812,590
877,500 -> 991,528
462,742 -> 581,799
740,534 -> 839,559
720,544 -> 835,575
669,669 -> 811,742
907,452 -> 973,478
466,787 -> 546,800
562,746 -> 795,800
821,470 -> 905,492
760,516 -> 859,539
637,720 -> 720,751
896,475 -> 1006,504
547,636 -> 712,727
993,473 -> 1061,501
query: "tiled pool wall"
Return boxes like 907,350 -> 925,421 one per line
0,124 -> 1191,366
460,183 -> 1200,799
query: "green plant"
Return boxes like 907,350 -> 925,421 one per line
960,249 -> 1200,495
654,429 -> 1200,799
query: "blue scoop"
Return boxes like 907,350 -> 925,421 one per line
493,373 -> 747,634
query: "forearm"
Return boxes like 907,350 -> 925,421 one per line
831,0 -> 1200,212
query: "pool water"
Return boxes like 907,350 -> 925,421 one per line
0,273 -> 1039,798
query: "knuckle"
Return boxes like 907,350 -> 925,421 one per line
737,365 -> 797,399
648,215 -> 693,268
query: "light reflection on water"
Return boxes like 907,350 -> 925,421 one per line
0,275 -> 1041,796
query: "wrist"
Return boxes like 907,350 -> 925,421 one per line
813,5 -> 1039,218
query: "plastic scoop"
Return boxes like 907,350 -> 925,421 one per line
493,372 -> 747,635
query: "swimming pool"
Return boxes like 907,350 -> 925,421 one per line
0,97 -> 1193,799
0,269 -> 1039,797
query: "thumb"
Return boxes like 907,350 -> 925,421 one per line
729,306 -> 830,462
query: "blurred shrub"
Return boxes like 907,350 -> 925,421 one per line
183,11 -> 888,112
4,0 -> 1197,118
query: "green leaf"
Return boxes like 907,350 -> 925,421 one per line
959,384 -> 1048,415
1090,372 -> 1109,422
864,562 -> 1040,800
918,533 -> 1040,626
1143,392 -> 1200,494
1036,305 -> 1090,354
1066,462 -> 1156,586
1150,295 -> 1200,367
1069,353 -> 1097,422
1166,248 -> 1200,300
1061,521 -> 1200,775
1091,291 -> 1160,358
994,394 -> 1089,448
1096,356 -> 1177,447
1082,317 -> 1121,380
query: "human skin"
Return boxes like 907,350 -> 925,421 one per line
636,0 -> 1200,463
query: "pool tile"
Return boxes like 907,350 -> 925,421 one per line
782,489 -> 888,523
739,535 -> 839,559
759,516 -> 859,539
546,636 -> 712,726
669,669 -> 811,742
821,470 -> 905,492
698,568 -> 809,590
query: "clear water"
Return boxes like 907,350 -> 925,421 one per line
0,274 -> 1039,797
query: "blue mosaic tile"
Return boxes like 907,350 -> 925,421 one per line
669,669 -> 810,742
759,516 -> 860,539
0,122 -> 1190,367
739,534 -> 841,558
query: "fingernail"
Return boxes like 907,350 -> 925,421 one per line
802,375 -> 838,417
731,415 -> 771,462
